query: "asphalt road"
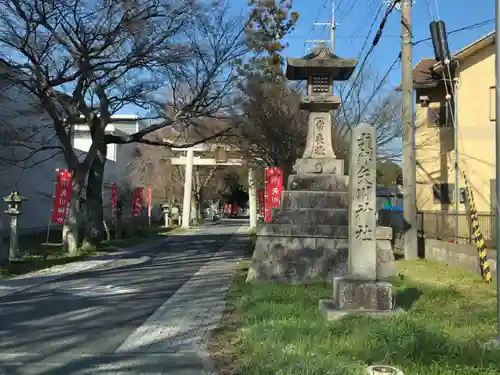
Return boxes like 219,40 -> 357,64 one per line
0,220 -> 246,375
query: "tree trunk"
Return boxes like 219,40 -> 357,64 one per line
62,170 -> 85,255
83,144 -> 107,248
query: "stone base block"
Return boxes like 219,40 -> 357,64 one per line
287,173 -> 347,191
260,224 -> 349,238
281,190 -> 348,209
319,299 -> 404,321
246,235 -> 348,284
293,158 -> 344,175
272,208 -> 348,226
333,277 -> 394,310
377,238 -> 397,279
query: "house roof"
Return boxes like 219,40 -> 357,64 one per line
432,30 -> 495,72
394,58 -> 440,91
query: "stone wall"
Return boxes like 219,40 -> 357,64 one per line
424,238 -> 497,277
246,226 -> 396,284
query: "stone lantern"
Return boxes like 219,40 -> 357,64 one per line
285,42 -> 357,178
246,43 -> 359,284
3,190 -> 28,260
160,203 -> 171,227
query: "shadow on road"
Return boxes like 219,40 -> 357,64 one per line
0,228 -> 249,375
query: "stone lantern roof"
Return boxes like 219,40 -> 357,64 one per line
285,43 -> 358,81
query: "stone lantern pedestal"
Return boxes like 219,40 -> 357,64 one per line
246,43 -> 358,284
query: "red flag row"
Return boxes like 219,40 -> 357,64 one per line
132,186 -> 153,217
49,170 -> 153,224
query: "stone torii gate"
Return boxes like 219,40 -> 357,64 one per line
170,143 -> 258,229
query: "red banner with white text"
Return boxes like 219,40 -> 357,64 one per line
132,188 -> 144,217
264,168 -> 283,223
51,169 -> 73,224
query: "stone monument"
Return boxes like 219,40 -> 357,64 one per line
319,123 -> 399,320
246,43 -> 358,284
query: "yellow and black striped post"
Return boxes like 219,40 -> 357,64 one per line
463,171 -> 492,283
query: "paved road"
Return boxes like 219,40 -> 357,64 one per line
0,221 -> 247,375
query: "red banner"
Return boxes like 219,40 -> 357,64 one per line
265,168 -> 283,223
132,187 -> 144,217
111,184 -> 117,218
147,187 -> 152,217
257,188 -> 265,214
51,169 -> 73,224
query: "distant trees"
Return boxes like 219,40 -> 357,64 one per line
229,0 -> 302,182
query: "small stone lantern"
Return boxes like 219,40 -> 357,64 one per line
160,203 -> 171,227
3,190 -> 28,260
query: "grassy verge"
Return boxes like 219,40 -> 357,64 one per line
210,257 -> 500,375
0,225 -> 182,279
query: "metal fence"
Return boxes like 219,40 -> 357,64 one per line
378,209 -> 495,249
417,210 -> 494,246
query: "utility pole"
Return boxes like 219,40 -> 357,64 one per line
494,0 -> 500,342
401,0 -> 418,259
305,0 -> 335,52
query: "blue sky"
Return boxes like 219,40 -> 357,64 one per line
123,0 -> 494,117
284,0 -> 495,87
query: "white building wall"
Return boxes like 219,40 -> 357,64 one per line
0,64 -> 144,234
72,117 -> 144,220
0,68 -> 66,234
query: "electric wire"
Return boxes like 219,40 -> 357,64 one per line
337,0 -> 400,134
358,52 -> 401,119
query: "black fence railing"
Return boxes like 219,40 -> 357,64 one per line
378,209 -> 495,249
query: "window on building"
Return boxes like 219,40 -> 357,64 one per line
428,100 -> 454,127
433,183 -> 454,204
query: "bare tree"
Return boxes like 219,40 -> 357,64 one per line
334,67 -> 403,163
230,77 -> 307,182
0,0 -> 248,250
83,3 -> 247,245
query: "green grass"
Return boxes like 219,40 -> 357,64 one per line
0,225 -> 182,279
210,259 -> 500,375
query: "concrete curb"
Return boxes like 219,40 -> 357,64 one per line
0,230 -> 186,299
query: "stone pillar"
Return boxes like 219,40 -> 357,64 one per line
348,122 -> 377,279
319,123 -> 399,320
248,167 -> 257,228
181,147 -> 194,229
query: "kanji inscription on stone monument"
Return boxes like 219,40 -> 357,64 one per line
348,123 -> 377,279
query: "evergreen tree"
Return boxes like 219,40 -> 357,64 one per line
243,0 -> 299,79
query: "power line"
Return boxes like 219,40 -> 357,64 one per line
413,19 -> 494,46
339,0 -> 401,117
358,52 -> 401,119
305,0 -> 330,41
356,3 -> 385,61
